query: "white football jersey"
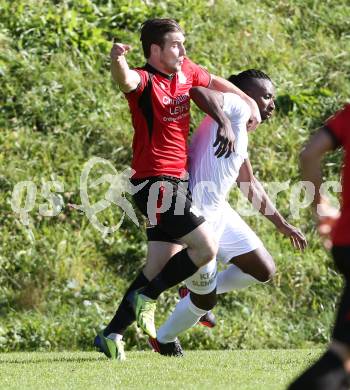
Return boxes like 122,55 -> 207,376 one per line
189,93 -> 251,224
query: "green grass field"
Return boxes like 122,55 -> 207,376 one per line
0,349 -> 322,390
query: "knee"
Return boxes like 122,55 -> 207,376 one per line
195,239 -> 218,267
200,242 -> 218,266
190,290 -> 217,311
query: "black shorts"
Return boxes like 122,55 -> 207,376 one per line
331,245 -> 350,345
332,246 -> 350,279
130,176 -> 205,242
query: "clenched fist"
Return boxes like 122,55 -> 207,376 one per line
110,42 -> 132,60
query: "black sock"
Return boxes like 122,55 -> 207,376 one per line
104,271 -> 149,336
141,248 -> 198,300
332,281 -> 350,343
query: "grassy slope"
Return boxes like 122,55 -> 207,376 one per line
0,350 -> 322,390
0,0 -> 349,351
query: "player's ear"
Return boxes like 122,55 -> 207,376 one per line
150,43 -> 160,58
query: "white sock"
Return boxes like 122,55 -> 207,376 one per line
106,333 -> 123,342
157,294 -> 207,344
216,264 -> 258,294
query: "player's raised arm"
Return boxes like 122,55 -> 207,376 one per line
208,74 -> 261,131
237,158 -> 307,250
110,42 -> 141,93
189,87 -> 234,158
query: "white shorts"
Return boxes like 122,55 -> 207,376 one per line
185,202 -> 263,294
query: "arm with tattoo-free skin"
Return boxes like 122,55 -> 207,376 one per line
237,158 -> 307,250
189,87 -> 234,158
110,42 -> 141,93
209,74 -> 261,131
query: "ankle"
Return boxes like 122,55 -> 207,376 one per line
106,333 -> 123,342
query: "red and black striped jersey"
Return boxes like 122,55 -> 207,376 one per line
125,57 -> 211,179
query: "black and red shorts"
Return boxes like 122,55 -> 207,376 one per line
331,245 -> 350,345
130,176 -> 205,243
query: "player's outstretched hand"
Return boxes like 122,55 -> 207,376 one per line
278,222 -> 308,251
246,99 -> 261,132
110,42 -> 132,60
213,118 -> 235,158
315,197 -> 340,249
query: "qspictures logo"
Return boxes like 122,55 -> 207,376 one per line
10,156 -> 341,241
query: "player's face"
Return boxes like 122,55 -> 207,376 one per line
158,32 -> 186,74
249,79 -> 276,121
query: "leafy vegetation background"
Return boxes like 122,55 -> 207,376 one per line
0,0 -> 349,351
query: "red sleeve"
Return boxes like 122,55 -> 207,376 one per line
184,57 -> 211,88
325,104 -> 350,147
124,69 -> 149,97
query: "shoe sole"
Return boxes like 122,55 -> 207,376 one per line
148,338 -> 184,357
199,320 -> 215,328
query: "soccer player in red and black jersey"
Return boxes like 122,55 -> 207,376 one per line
288,104 -> 350,389
94,18 -> 262,359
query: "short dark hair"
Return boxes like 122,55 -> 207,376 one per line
228,69 -> 272,92
140,18 -> 184,58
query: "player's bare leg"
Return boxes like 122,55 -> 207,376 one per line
229,247 -> 275,282
143,241 -> 183,280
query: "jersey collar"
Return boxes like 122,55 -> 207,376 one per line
144,63 -> 174,80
